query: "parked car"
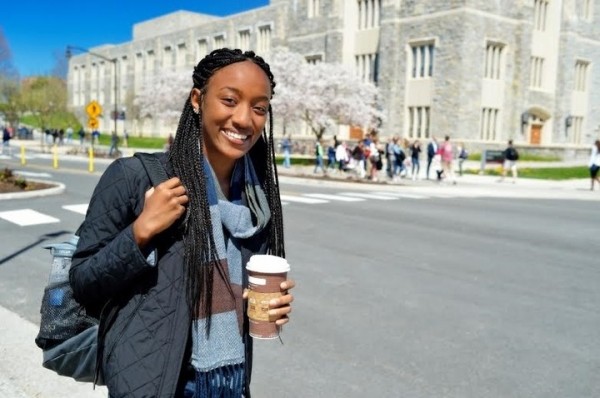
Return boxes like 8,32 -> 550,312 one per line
17,127 -> 33,140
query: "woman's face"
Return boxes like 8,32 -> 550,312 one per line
192,60 -> 271,168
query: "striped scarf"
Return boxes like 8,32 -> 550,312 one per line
190,154 -> 270,397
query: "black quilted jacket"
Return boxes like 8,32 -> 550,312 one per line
70,153 -> 265,397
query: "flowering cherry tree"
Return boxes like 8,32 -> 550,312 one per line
270,49 -> 383,139
134,70 -> 191,126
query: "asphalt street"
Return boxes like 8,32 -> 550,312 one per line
0,153 -> 599,397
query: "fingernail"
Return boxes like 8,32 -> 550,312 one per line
270,299 -> 278,306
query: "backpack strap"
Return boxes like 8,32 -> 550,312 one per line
134,152 -> 170,187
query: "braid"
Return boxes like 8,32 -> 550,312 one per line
169,48 -> 284,326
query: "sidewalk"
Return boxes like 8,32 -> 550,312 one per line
0,304 -> 107,397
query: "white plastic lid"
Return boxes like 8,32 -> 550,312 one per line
246,254 -> 290,273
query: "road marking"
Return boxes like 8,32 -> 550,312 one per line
13,170 -> 53,178
373,191 -> 428,199
339,192 -> 398,200
62,204 -> 89,215
279,194 -> 328,204
0,209 -> 60,226
304,193 -> 365,202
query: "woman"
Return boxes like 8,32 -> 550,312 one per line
70,49 -> 295,397
410,140 -> 421,180
589,139 -> 600,191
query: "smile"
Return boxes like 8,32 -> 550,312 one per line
221,129 -> 250,141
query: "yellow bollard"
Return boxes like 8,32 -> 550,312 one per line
88,147 -> 94,173
53,144 -> 58,169
20,145 -> 26,165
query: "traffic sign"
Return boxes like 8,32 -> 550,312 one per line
86,101 -> 102,118
87,118 -> 99,129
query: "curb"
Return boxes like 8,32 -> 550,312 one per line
0,180 -> 65,201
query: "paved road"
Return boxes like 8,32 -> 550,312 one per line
0,156 -> 598,397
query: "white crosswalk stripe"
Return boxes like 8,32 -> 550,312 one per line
339,192 -> 399,200
303,193 -> 365,202
279,194 -> 328,204
373,191 -> 428,199
0,209 -> 60,226
62,204 -> 89,215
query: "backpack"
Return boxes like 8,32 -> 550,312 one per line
459,148 -> 468,160
506,147 -> 519,161
35,152 -> 169,384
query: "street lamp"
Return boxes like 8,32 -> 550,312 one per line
66,45 -> 118,137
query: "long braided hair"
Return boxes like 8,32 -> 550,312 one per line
169,48 -> 285,323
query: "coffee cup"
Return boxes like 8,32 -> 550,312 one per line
246,254 -> 290,339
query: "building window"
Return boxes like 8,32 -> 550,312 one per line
237,30 -> 251,51
214,35 -> 226,49
484,42 -> 505,80
98,63 -> 105,104
120,56 -> 128,103
407,106 -> 430,139
533,0 -> 548,31
163,46 -> 172,69
257,25 -> 271,54
571,116 -> 584,144
409,42 -> 435,78
176,43 -> 187,68
146,50 -> 155,75
196,39 -> 208,61
574,60 -> 590,91
134,53 -> 143,88
480,108 -> 500,141
582,0 -> 593,20
355,53 -> 379,83
306,54 -> 322,65
357,0 -> 381,30
530,56 -> 544,88
308,0 -> 319,18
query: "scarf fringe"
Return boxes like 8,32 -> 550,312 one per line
195,363 -> 245,398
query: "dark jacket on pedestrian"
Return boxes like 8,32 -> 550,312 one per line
70,153 -> 266,397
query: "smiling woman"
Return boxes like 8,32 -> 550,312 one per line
69,48 -> 294,398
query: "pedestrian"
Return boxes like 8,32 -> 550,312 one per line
589,139 -> 600,191
108,131 -> 120,157
78,128 -> 85,145
164,133 -> 175,151
500,139 -> 519,183
426,136 -> 438,179
410,140 -> 421,180
335,140 -> 348,172
2,125 -> 12,155
69,48 -> 295,397
457,142 -> 468,177
281,134 -> 291,168
439,135 -> 456,184
66,126 -> 74,144
314,139 -> 325,173
327,140 -> 337,171
91,129 -> 100,146
351,140 -> 366,179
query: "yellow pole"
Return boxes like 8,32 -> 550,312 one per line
20,144 -> 26,165
88,147 -> 94,173
53,144 -> 58,169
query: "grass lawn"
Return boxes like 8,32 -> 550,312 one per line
97,135 -> 167,149
467,166 -> 589,180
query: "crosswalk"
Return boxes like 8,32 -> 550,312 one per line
0,190 -> 453,227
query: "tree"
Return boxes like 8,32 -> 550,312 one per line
270,49 -> 384,139
19,76 -> 67,148
0,27 -> 21,127
134,70 -> 190,133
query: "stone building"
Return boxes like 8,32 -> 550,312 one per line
67,0 -> 600,150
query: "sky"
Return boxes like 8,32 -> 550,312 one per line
2,0 -> 270,77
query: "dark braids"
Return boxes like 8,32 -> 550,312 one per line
168,48 -> 284,326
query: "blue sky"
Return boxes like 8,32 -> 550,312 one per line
3,0 -> 270,77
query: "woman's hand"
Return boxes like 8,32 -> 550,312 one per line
243,279 -> 295,326
133,177 -> 188,248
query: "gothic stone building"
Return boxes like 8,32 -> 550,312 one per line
67,0 -> 600,151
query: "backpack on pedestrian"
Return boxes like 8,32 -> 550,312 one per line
34,153 -> 169,384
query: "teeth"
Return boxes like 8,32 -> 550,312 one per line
222,130 -> 248,140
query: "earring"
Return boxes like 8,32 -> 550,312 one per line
193,107 -> 199,115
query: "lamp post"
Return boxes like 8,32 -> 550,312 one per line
66,45 -> 118,137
